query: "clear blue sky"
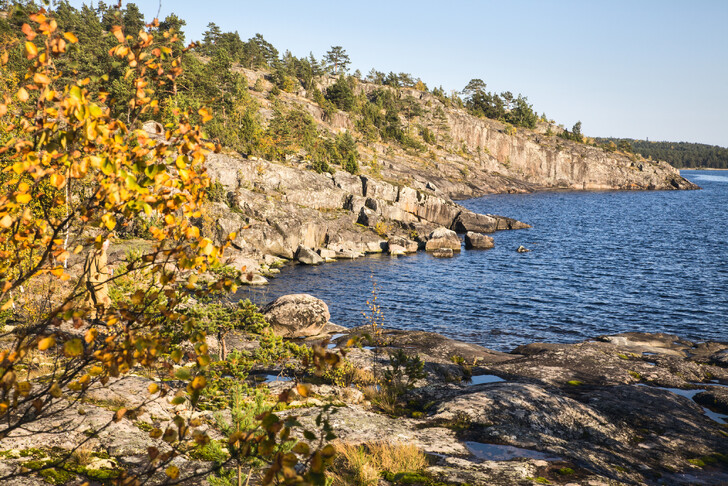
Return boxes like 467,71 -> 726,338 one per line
66,0 -> 728,147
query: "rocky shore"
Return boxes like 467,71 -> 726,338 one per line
203,151 -> 532,280
174,71 -> 700,282
3,293 -> 726,485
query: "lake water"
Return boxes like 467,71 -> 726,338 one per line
236,170 -> 728,352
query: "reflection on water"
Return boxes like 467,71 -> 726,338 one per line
236,171 -> 728,352
690,174 -> 728,183
465,441 -> 561,461
466,375 -> 506,386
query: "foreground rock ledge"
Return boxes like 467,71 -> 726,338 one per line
301,329 -> 728,485
2,329 -> 726,485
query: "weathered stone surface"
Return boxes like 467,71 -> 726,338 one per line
709,349 -> 728,367
295,245 -> 323,265
452,211 -> 498,233
361,176 -> 398,202
364,197 -> 378,211
425,227 -> 461,251
431,382 -> 728,484
293,404 -> 468,456
317,248 -> 337,260
465,231 -> 494,249
242,274 -> 268,285
334,250 -> 362,259
332,170 -> 363,196
694,388 -> 728,414
388,244 -> 406,256
369,329 -> 516,364
379,201 -> 420,223
404,193 -> 462,227
356,207 -> 379,227
343,194 -> 366,214
261,294 -> 330,338
326,228 -> 385,255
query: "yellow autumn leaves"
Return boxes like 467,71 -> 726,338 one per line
0,9 -> 225,432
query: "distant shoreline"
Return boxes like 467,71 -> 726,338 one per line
680,168 -> 728,171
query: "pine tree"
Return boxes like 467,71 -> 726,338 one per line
324,45 -> 350,74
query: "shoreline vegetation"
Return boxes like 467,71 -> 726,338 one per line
0,3 -> 724,486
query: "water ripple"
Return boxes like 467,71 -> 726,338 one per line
236,170 -> 728,352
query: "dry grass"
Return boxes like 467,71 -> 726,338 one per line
350,367 -> 376,387
362,385 -> 399,415
368,441 -> 427,475
70,447 -> 93,466
329,441 -> 428,486
331,442 -> 380,486
18,348 -> 60,381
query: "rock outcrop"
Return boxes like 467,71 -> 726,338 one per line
454,211 -> 531,233
308,328 -> 728,486
295,245 -> 323,265
202,152 -> 529,277
5,315 -> 727,486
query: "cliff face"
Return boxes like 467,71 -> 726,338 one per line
444,108 -> 695,193
302,84 -> 697,198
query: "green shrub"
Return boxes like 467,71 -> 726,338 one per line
419,126 -> 436,145
205,180 -> 228,203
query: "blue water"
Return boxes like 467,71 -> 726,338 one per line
236,170 -> 728,352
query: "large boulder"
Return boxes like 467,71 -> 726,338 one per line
295,245 -> 323,265
262,294 -> 331,338
425,227 -> 461,251
464,231 -> 494,249
333,170 -> 364,196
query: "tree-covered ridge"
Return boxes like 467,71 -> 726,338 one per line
0,0 -> 559,175
6,0 -> 691,178
596,138 -> 728,169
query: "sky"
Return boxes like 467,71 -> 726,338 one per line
63,0 -> 728,147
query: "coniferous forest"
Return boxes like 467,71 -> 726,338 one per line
595,139 -> 728,169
